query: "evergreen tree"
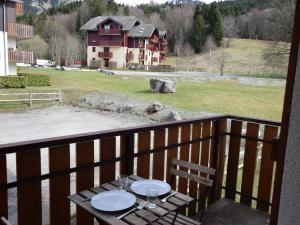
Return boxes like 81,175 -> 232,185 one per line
123,5 -> 130,16
106,0 -> 118,15
87,0 -> 106,18
190,14 -> 204,53
209,3 -> 223,46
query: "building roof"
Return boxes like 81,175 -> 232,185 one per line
128,24 -> 156,38
81,16 -> 138,31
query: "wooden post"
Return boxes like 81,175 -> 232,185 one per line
209,119 -> 227,203
270,1 -> 300,224
29,89 -> 32,106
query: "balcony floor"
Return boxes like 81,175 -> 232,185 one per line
201,199 -> 269,225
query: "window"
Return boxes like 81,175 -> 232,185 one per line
92,58 -> 95,60
104,24 -> 110,30
92,47 -> 96,52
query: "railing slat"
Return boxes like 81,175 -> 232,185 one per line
100,137 -> 116,184
16,149 -> 42,225
120,134 -> 135,175
166,127 -> 179,189
137,132 -> 151,179
49,145 -> 70,225
189,123 -> 202,215
240,123 -> 259,206
76,141 -> 94,225
225,120 -> 243,200
0,155 -> 8,223
178,125 -> 191,195
153,129 -> 166,180
198,122 -> 211,209
214,119 -> 227,200
257,126 -> 279,212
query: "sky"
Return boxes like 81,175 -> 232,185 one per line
115,0 -> 218,6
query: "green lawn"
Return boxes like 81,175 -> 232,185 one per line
0,67 -> 285,120
165,38 -> 289,78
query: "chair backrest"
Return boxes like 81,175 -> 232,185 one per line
170,159 -> 216,187
1,217 -> 12,225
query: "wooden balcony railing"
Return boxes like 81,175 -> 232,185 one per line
0,115 -> 282,225
126,53 -> 134,60
98,28 -> 122,35
7,22 -> 34,39
8,49 -> 34,64
148,46 -> 159,51
150,36 -> 159,43
98,52 -> 113,58
98,40 -> 122,46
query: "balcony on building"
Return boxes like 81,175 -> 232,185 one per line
98,27 -> 122,35
150,36 -> 159,43
98,52 -> 113,58
7,22 -> 34,40
8,49 -> 34,64
98,40 -> 122,46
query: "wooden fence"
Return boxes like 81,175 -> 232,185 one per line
0,91 -> 62,106
0,115 -> 281,225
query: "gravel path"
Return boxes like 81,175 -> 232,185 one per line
0,106 -> 150,145
114,70 -> 285,87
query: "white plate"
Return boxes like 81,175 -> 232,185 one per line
131,179 -> 171,196
91,190 -> 136,212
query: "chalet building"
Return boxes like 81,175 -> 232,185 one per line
0,0 -> 33,76
81,16 -> 168,68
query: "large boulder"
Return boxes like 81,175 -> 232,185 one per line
150,78 -> 176,93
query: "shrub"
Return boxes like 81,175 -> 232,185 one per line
0,74 -> 50,88
109,61 -> 117,69
0,76 -> 27,88
18,73 -> 50,86
90,60 -> 103,68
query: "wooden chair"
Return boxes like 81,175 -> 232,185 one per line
0,217 -> 12,225
170,158 -> 216,222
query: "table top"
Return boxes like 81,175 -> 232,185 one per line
68,175 -> 196,225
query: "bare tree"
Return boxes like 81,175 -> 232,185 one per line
216,49 -> 229,76
182,43 -> 194,71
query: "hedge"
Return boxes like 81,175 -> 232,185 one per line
0,74 -> 50,88
0,76 -> 27,88
18,73 -> 51,87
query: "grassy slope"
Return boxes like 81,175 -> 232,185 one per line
3,67 -> 284,120
165,38 -> 288,78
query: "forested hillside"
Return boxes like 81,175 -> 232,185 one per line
17,0 -> 295,70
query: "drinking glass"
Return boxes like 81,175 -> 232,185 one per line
147,189 -> 158,209
118,175 -> 128,191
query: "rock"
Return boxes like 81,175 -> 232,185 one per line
117,104 -> 134,113
150,78 -> 176,93
97,68 -> 115,75
167,110 -> 181,121
147,102 -> 164,114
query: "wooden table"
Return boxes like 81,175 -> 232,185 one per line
69,175 -> 201,225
